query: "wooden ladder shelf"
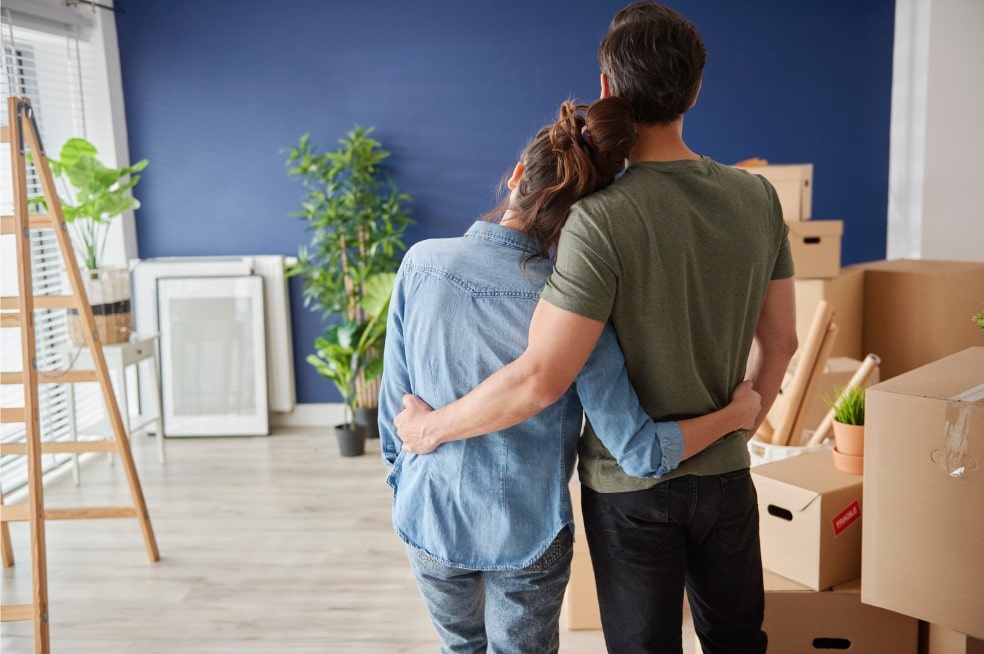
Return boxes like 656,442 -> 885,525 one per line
0,96 -> 159,653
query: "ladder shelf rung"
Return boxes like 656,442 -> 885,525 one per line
0,370 -> 99,385
0,213 -> 57,234
1,505 -> 138,522
0,440 -> 119,456
0,408 -> 25,423
0,295 -> 78,311
0,603 -> 35,622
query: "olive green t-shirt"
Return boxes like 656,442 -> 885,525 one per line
541,157 -> 794,493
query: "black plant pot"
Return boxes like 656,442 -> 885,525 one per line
335,424 -> 367,457
355,407 -> 380,439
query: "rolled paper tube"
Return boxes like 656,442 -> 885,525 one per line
771,300 -> 833,445
806,353 -> 882,447
757,415 -> 775,442
786,322 -> 838,446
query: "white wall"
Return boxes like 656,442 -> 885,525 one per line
888,0 -> 984,262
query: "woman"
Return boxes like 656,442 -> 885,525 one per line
379,98 -> 759,653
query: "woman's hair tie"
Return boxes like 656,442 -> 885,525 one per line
581,125 -> 598,152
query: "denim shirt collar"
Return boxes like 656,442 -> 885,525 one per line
464,221 -> 542,256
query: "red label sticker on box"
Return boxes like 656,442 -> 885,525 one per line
832,500 -> 861,536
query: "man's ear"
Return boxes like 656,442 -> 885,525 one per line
689,79 -> 702,109
507,161 -> 525,190
600,72 -> 611,99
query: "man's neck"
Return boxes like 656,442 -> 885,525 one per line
628,119 -> 700,164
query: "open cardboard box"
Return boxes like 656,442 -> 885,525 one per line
766,355 -> 880,445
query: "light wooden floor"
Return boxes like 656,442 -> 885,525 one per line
1,428 -> 696,653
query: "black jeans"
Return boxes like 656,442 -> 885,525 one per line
581,468 -> 767,654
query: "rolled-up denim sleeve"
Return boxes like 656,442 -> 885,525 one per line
379,265 -> 411,467
574,323 -> 684,477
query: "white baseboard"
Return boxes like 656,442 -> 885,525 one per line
270,403 -> 348,428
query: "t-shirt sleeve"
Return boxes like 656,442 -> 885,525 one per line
540,203 -> 619,323
758,176 -> 795,281
772,221 -> 794,280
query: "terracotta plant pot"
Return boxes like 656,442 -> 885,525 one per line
334,424 -> 367,457
832,447 -> 864,475
832,421 -> 865,456
831,420 -> 864,474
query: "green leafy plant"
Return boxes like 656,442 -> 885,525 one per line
285,127 -> 411,410
307,273 -> 396,428
285,127 -> 411,319
31,138 -> 148,270
974,304 -> 984,335
824,385 -> 865,426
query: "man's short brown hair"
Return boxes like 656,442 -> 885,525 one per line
599,2 -> 707,125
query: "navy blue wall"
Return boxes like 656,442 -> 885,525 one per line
116,0 -> 896,404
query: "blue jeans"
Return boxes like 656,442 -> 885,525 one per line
582,468 -> 767,654
406,528 -> 573,654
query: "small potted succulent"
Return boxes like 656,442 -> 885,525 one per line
825,385 -> 865,474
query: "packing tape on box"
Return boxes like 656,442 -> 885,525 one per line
931,383 -> 984,479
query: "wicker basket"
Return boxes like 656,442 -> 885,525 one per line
66,266 -> 132,346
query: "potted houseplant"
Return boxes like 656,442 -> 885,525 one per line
307,273 -> 395,456
825,385 -> 865,474
285,127 -> 411,438
32,138 -> 148,345
974,304 -> 984,335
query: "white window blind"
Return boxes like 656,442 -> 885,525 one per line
1,8 -> 116,494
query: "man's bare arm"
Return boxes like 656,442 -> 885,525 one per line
747,277 -> 798,434
395,300 -> 605,454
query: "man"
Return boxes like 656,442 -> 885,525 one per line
395,3 -> 796,652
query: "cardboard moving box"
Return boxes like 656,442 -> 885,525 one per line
920,622 -> 984,654
862,347 -> 984,639
731,572 -> 918,654
753,449 -> 863,590
859,259 -> 984,379
795,265 -> 865,359
788,220 -> 843,279
562,481 -> 602,630
740,163 -> 813,221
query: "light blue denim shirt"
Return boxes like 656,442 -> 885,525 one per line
379,221 -> 685,570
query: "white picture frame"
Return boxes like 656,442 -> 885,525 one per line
157,275 -> 268,436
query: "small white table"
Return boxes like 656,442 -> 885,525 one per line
63,333 -> 165,482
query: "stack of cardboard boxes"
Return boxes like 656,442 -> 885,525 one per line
747,163 -> 984,652
750,449 -> 919,652
752,348 -> 984,654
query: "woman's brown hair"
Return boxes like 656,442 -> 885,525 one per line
485,96 -> 636,260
